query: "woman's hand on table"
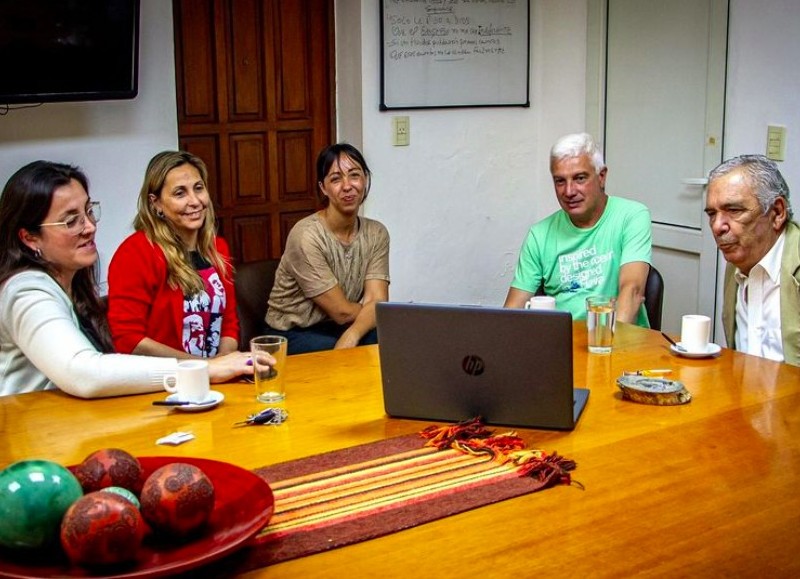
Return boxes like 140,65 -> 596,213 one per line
208,351 -> 259,383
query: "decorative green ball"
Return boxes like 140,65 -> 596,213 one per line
0,459 -> 83,549
101,485 -> 140,509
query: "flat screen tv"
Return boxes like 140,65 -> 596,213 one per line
0,0 -> 140,105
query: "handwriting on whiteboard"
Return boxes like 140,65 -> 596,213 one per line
385,0 -> 519,62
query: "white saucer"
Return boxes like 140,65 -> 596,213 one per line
165,390 -> 224,412
670,342 -> 722,359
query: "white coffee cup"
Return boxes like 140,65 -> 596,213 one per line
681,315 -> 711,353
163,360 -> 210,403
525,296 -> 557,311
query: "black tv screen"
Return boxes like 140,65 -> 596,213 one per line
0,0 -> 140,104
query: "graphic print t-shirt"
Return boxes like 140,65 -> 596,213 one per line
510,196 -> 652,326
182,252 -> 226,357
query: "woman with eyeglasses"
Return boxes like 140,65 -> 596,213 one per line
0,160 -> 254,397
107,151 -> 241,360
265,143 -> 390,355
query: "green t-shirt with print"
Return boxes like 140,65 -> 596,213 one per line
511,196 -> 652,327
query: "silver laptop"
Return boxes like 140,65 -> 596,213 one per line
376,302 -> 589,430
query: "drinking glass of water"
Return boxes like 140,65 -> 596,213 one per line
250,335 -> 288,402
586,296 -> 617,354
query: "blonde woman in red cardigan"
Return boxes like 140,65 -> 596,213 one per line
108,151 -> 241,360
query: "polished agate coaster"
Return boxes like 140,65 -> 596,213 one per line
616,376 -> 692,405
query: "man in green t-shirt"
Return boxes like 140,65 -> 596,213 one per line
504,133 -> 652,327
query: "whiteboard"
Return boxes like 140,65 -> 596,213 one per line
380,0 -> 530,110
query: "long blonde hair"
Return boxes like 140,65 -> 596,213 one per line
134,151 -> 229,295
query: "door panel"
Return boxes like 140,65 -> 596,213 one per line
603,0 -> 727,335
173,0 -> 333,264
230,135 -> 268,203
227,0 -> 265,119
276,2 -> 312,117
606,0 -> 717,230
175,0 -> 217,123
278,131 -> 314,201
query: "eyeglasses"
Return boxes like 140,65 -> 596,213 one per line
39,202 -> 101,235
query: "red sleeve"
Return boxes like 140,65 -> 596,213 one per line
215,236 -> 240,345
107,232 -> 180,353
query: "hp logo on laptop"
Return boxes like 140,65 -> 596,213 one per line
461,355 -> 485,376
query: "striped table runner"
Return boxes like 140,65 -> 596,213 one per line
238,425 -> 576,569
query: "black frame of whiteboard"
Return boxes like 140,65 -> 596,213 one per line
379,0 -> 530,111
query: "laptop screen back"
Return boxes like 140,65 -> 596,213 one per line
376,302 -> 588,430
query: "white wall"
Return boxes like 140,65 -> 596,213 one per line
713,0 -> 800,341
725,0 -> 800,209
1,0 -> 798,313
335,0 -> 364,148
0,0 -> 177,291
357,0 -> 589,305
353,0 -> 800,311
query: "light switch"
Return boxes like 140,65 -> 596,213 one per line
766,125 -> 786,161
392,116 -> 410,147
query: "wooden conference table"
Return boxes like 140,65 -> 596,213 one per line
1,322 -> 800,577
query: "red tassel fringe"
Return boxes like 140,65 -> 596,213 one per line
420,417 -> 579,489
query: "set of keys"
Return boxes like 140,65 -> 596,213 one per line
235,407 -> 288,426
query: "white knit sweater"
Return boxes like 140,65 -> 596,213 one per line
0,271 -> 177,398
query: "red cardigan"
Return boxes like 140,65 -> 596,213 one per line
107,231 -> 239,354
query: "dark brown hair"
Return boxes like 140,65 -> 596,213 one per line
0,160 -> 113,352
315,143 -> 372,206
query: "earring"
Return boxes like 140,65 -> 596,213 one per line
156,210 -> 165,219
34,248 -> 42,258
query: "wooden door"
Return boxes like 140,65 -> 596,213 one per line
172,0 -> 334,263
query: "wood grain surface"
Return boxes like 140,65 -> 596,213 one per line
2,322 -> 798,577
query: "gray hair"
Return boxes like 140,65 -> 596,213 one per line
550,133 -> 606,173
708,154 -> 793,220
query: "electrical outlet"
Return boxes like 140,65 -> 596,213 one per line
766,125 -> 786,161
392,116 -> 410,146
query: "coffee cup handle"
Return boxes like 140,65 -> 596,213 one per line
163,374 -> 178,394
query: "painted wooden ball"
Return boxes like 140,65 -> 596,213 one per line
73,448 -> 144,495
60,491 -> 145,566
140,463 -> 215,538
0,460 -> 83,549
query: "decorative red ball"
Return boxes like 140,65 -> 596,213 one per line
139,463 -> 215,538
73,448 -> 144,495
60,491 -> 145,566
